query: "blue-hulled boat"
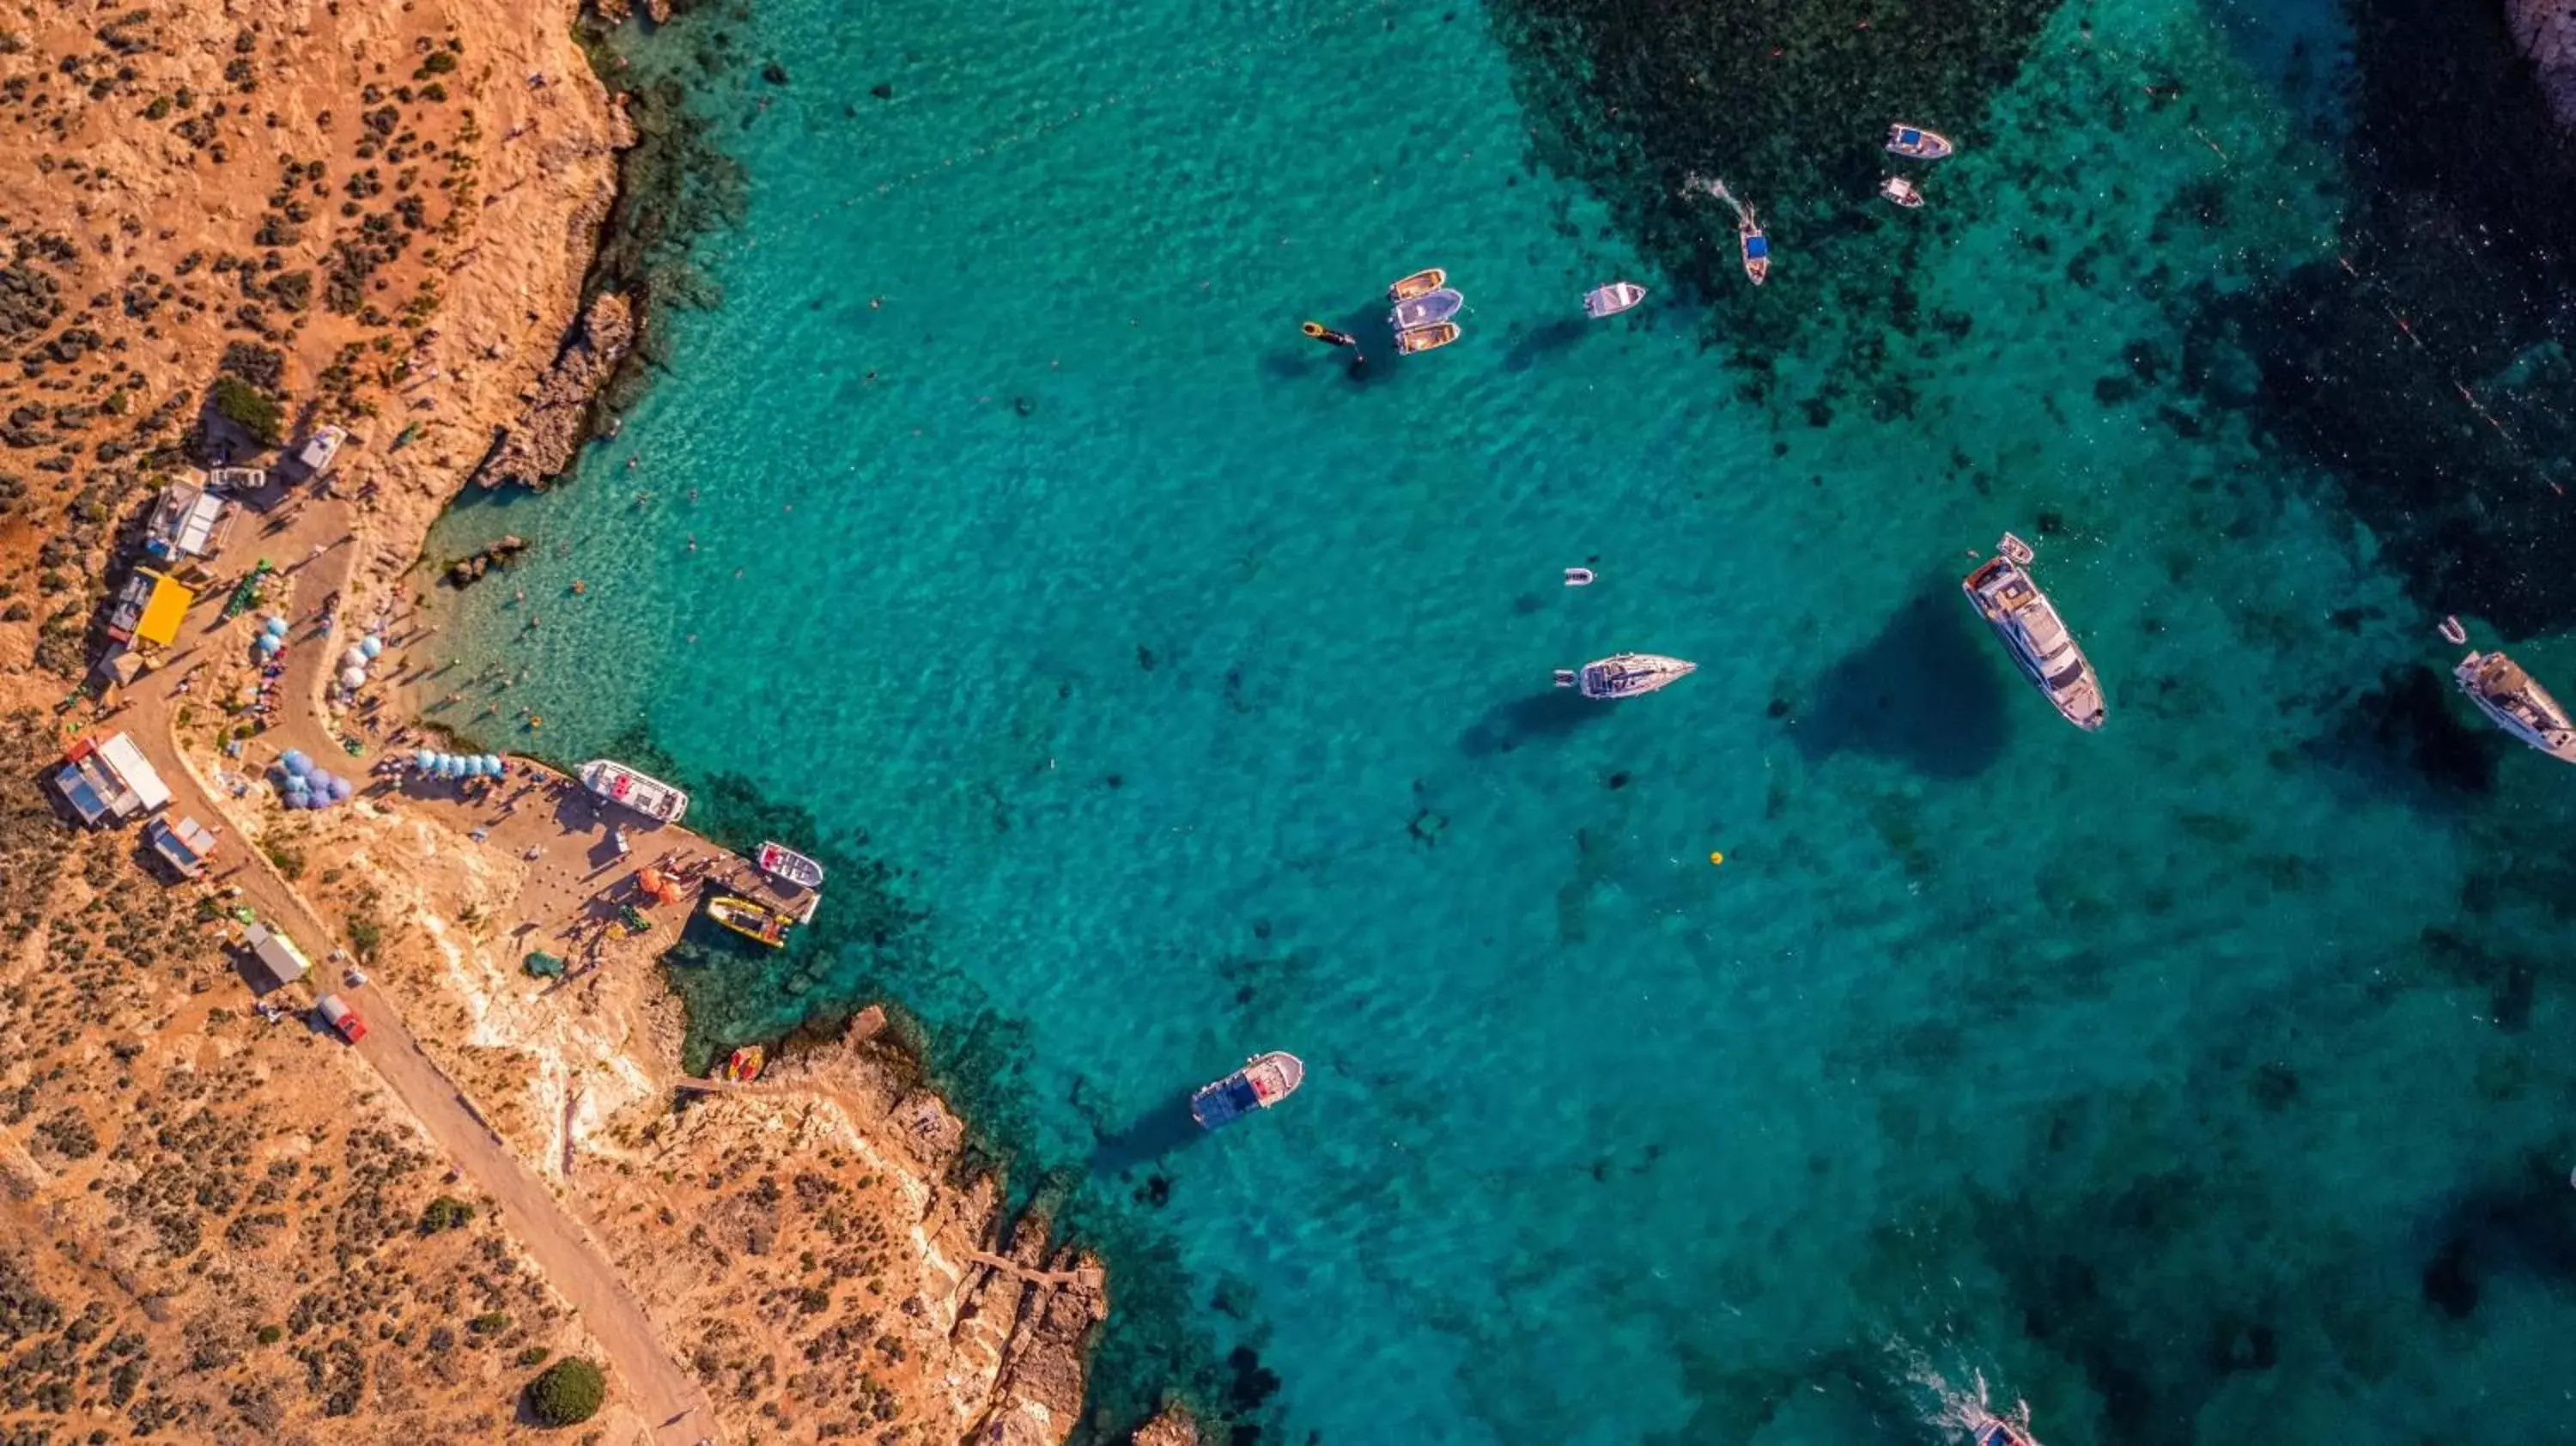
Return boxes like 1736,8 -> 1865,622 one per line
1191,1051 -> 1305,1129
1739,217 -> 1770,285
1886,123 -> 1955,160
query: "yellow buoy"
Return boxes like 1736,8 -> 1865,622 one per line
1708,851 -> 1725,866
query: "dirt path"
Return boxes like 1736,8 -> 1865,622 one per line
118,490 -> 719,1444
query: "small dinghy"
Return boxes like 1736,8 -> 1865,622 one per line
1583,281 -> 1647,319
707,895 -> 793,948
1388,267 -> 1448,302
1738,216 -> 1771,285
1880,176 -> 1924,209
1395,321 -> 1461,355
1389,286 -> 1465,331
756,841 -> 824,890
1886,124 -> 1955,160
1564,567 -> 1595,586
1192,1051 -> 1306,1130
716,1045 -> 765,1082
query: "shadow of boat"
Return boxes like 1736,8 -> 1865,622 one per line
1082,1089 -> 1212,1179
1792,580 -> 2009,780
1458,685 -> 1607,758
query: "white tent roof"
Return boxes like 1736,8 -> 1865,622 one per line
93,732 -> 171,814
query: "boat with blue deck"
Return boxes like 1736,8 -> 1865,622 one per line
1886,123 -> 1955,160
1192,1050 -> 1305,1129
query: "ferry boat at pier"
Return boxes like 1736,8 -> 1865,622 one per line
2454,651 -> 2576,762
756,840 -> 825,890
580,758 -> 690,823
1962,533 -> 2105,731
1191,1051 -> 1305,1130
1556,653 -> 1696,701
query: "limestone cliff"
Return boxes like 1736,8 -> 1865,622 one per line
2508,0 -> 2576,128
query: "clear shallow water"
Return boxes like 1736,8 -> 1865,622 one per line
428,0 -> 2576,1440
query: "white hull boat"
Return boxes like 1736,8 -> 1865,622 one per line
756,840 -> 826,890
1556,653 -> 1696,700
1963,533 -> 2104,731
580,758 -> 690,823
2455,651 -> 2576,762
1583,281 -> 1647,318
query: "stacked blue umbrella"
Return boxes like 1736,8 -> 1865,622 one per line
272,749 -> 355,810
255,616 -> 290,656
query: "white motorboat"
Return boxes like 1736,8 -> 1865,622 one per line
1583,281 -> 1647,318
1555,653 -> 1696,700
1962,533 -> 2105,731
2454,651 -> 2576,762
580,758 -> 690,823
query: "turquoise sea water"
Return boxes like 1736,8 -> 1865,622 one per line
428,0 -> 2576,1440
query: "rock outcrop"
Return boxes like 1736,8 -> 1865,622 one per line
1131,1407 -> 1202,1446
469,289 -> 634,489
2509,0 -> 2576,128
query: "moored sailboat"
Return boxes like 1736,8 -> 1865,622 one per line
2453,651 -> 2576,762
1555,653 -> 1696,701
1961,533 -> 2105,731
1191,1051 -> 1306,1130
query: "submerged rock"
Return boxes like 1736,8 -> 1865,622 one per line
444,535 -> 531,588
469,291 -> 635,490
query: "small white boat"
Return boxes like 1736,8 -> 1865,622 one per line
579,758 -> 690,823
1962,533 -> 2105,731
2454,651 -> 2576,762
1192,1051 -> 1305,1130
1555,653 -> 1695,700
1886,124 -> 1955,160
756,840 -> 825,890
1389,286 -> 1465,331
296,424 -> 347,477
1394,321 -> 1461,355
1583,281 -> 1647,319
1880,176 -> 1924,209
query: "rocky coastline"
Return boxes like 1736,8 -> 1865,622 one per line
2508,0 -> 2576,128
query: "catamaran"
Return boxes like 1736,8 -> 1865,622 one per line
1962,533 -> 2105,731
1191,1051 -> 1306,1130
756,841 -> 825,890
2454,651 -> 2576,762
580,758 -> 690,823
1555,653 -> 1696,701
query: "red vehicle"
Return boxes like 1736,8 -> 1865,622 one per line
314,993 -> 367,1044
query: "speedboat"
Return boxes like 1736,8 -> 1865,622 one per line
1555,653 -> 1696,700
1394,321 -> 1461,355
1583,281 -> 1648,318
1962,533 -> 2105,731
1739,216 -> 1771,285
580,758 -> 690,823
1191,1051 -> 1305,1130
1963,1408 -> 2038,1446
1389,286 -> 1465,331
756,841 -> 825,890
1880,176 -> 1925,209
706,895 -> 792,948
1388,267 -> 1447,302
2454,651 -> 2576,762
1886,124 -> 1955,160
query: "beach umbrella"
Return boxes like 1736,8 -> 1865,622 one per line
440,757 -> 463,780
255,634 -> 283,654
480,755 -> 501,775
327,775 -> 353,801
280,749 -> 309,774
360,635 -> 384,659
414,749 -> 435,770
264,616 -> 290,637
342,646 -> 368,669
339,665 -> 368,688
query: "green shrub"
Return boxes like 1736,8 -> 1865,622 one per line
525,1357 -> 605,1427
416,1195 -> 472,1234
208,375 -> 283,446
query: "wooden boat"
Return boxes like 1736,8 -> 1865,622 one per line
1394,321 -> 1461,355
1191,1050 -> 1305,1130
706,895 -> 791,948
580,758 -> 689,823
717,1045 -> 765,1082
1738,216 -> 1770,285
1583,281 -> 1647,318
1387,267 -> 1447,302
1886,123 -> 1955,160
1962,532 -> 2105,731
756,840 -> 824,890
1555,653 -> 1696,700
1880,176 -> 1924,209
2454,651 -> 2576,762
1389,286 -> 1465,331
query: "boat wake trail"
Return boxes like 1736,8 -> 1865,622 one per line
1682,173 -> 1753,227
1886,1336 -> 2041,1445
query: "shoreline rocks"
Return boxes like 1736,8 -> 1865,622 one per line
443,534 -> 530,587
467,289 -> 635,489
2508,0 -> 2576,128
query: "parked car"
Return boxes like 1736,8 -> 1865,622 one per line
313,993 -> 367,1044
